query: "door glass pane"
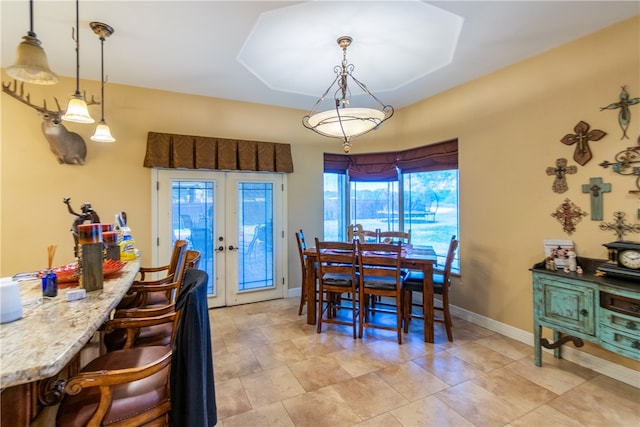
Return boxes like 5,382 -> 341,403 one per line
238,182 -> 274,291
171,181 -> 214,294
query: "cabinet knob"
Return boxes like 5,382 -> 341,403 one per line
626,321 -> 637,330
632,341 -> 640,350
579,309 -> 588,316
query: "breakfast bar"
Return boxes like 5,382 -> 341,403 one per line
0,260 -> 139,426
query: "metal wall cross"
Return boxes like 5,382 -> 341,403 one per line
599,211 -> 640,241
581,177 -> 611,221
551,198 -> 587,235
546,158 -> 577,193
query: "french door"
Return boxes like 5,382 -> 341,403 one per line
154,169 -> 285,307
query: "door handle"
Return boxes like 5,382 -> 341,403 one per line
228,245 -> 239,251
215,246 -> 225,252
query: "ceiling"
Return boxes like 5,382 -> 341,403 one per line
1,1 -> 638,111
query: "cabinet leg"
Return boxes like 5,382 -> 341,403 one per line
534,324 -> 542,366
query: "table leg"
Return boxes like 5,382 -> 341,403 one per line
423,263 -> 434,343
305,256 -> 316,325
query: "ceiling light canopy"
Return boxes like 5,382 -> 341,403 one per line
6,0 -> 58,85
303,36 -> 393,153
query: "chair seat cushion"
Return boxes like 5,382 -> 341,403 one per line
402,271 -> 444,294
56,346 -> 170,427
322,273 -> 353,286
363,276 -> 398,289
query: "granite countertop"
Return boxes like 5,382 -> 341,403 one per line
0,260 -> 139,388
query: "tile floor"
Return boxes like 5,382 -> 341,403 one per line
210,297 -> 639,427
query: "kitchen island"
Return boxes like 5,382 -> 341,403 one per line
0,260 -> 139,426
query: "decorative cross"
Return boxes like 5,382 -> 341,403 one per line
546,158 -> 577,193
600,86 -> 640,139
599,211 -> 640,241
560,121 -> 606,166
581,177 -> 611,221
550,198 -> 587,235
599,144 -> 640,193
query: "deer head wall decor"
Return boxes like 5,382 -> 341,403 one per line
2,79 -> 98,165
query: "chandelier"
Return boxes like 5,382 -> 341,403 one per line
302,36 -> 393,153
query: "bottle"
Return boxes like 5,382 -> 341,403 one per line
42,269 -> 58,297
119,227 -> 137,261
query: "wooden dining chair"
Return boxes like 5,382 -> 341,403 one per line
315,238 -> 359,338
117,239 -> 188,310
185,249 -> 201,269
357,241 -> 404,344
403,235 -> 458,341
103,250 -> 201,352
378,230 -> 411,245
296,229 -> 312,315
57,269 -> 213,427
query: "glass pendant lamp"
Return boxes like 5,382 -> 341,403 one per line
6,0 -> 58,85
62,0 -> 94,123
90,22 -> 115,143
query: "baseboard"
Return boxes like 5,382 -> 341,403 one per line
449,304 -> 640,388
288,287 -> 301,298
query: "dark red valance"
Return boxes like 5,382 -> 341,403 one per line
143,132 -> 294,173
324,139 -> 458,180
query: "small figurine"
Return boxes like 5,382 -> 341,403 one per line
576,266 -> 584,274
63,197 -> 101,257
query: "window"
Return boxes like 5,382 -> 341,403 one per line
322,140 -> 459,272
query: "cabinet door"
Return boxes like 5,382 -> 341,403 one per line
537,279 -> 596,335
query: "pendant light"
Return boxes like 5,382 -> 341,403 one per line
302,36 -> 393,153
62,0 -> 94,123
90,22 -> 115,143
6,0 -> 58,85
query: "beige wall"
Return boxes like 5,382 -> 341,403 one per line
2,16 -> 639,369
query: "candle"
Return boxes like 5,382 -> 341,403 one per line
102,231 -> 118,246
78,224 -> 102,245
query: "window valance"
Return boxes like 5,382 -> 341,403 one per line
323,139 -> 458,180
143,131 -> 294,173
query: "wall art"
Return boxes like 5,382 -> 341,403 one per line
600,85 -> 639,140
560,121 -> 606,166
599,211 -> 640,241
581,177 -> 611,221
546,158 -> 577,193
550,198 -> 587,235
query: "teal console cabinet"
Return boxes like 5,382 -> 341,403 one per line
532,258 -> 640,366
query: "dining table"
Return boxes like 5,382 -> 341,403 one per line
0,260 -> 140,426
303,244 -> 438,342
